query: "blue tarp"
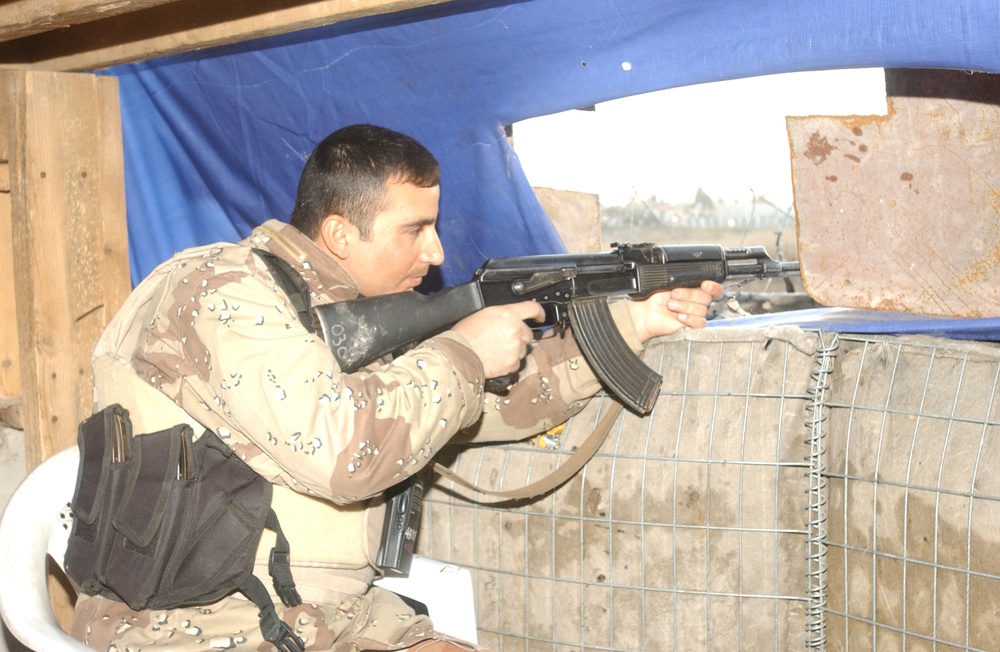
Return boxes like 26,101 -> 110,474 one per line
104,0 -> 1000,337
716,308 -> 1000,341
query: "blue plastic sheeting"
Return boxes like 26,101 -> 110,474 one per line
104,0 -> 1000,337
713,308 -> 1000,341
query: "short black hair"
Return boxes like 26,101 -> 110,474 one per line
289,124 -> 440,240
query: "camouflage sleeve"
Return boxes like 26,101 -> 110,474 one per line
454,299 -> 643,443
139,248 -> 486,505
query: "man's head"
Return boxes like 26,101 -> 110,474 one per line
290,124 -> 445,296
290,124 -> 441,240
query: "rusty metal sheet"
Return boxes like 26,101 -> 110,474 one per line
788,70 -> 1000,318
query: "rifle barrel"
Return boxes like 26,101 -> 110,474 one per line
726,259 -> 800,278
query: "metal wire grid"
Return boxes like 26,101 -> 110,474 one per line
822,335 -> 1000,652
416,330 -> 1000,650
417,328 -> 819,651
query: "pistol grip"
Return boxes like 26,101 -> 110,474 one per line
567,297 -> 662,414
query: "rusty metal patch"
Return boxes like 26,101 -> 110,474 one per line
789,70 -> 1000,318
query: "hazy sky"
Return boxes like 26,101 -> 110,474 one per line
513,68 -> 889,208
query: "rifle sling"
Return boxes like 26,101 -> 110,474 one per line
431,400 -> 624,502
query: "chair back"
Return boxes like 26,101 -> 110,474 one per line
0,446 -> 91,651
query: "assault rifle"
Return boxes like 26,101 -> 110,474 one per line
313,243 -> 799,415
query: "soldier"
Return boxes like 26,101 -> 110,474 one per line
71,124 -> 723,651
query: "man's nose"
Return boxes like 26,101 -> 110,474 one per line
421,229 -> 445,266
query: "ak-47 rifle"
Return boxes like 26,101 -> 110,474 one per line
313,243 -> 799,416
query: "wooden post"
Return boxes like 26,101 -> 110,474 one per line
0,97 -> 20,428
2,69 -> 130,469
1,69 -> 130,634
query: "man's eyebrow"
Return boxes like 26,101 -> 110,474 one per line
403,217 -> 438,229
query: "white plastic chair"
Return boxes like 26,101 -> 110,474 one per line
0,445 -> 89,651
0,445 -> 477,650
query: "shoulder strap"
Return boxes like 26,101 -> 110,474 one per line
432,400 -> 624,502
240,508 -> 304,652
253,248 -> 314,334
239,571 -> 305,652
265,509 -> 300,607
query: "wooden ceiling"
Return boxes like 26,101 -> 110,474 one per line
0,0 -> 454,72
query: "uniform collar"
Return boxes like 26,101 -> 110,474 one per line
246,219 -> 360,300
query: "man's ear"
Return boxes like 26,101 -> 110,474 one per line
317,214 -> 355,260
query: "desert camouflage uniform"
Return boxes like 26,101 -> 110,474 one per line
71,219 -> 644,651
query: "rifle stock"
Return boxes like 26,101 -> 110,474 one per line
312,282 -> 484,373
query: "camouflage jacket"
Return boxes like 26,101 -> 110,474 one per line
88,219 -> 642,600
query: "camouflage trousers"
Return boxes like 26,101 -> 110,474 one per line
71,586 -> 484,652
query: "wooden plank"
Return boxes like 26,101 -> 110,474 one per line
0,187 -> 18,408
789,69 -> 1000,318
0,0 -> 182,43
6,69 -> 129,467
0,0 -> 456,72
0,83 -> 19,416
533,187 -> 603,254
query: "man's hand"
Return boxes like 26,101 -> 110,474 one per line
627,280 -> 725,343
452,301 -> 546,378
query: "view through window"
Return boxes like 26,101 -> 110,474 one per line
512,68 -> 888,313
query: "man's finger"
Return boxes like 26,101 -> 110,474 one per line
677,300 -> 710,317
511,300 -> 546,322
701,280 -> 726,300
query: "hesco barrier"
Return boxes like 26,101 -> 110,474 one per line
415,326 -> 1000,651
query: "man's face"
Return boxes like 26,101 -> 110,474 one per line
334,181 -> 444,297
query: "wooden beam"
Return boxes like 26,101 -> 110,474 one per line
0,0 -> 184,44
0,0 -> 456,72
4,69 -> 130,467
0,179 -> 18,427
0,68 -> 20,424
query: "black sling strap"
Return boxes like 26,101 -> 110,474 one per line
254,249 -> 314,333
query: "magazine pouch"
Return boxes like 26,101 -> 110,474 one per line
64,404 -> 133,599
64,404 -> 305,651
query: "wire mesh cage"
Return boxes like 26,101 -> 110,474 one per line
823,334 -> 1000,651
415,327 -> 1000,651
